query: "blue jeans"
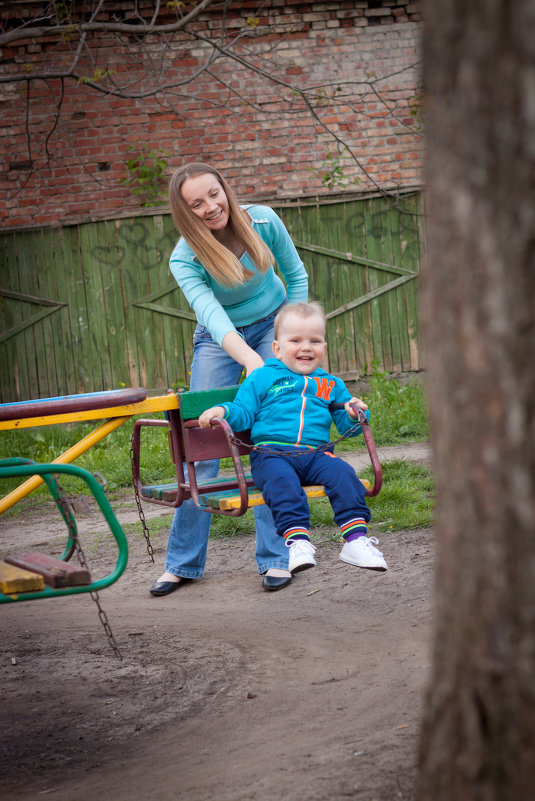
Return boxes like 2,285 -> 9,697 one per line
164,309 -> 289,578
250,445 -> 370,536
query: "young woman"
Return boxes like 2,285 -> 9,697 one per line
149,162 -> 308,597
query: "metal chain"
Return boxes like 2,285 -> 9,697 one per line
229,417 -> 366,458
54,478 -> 123,661
129,436 -> 155,563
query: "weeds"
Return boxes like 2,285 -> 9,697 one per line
121,143 -> 169,207
335,366 -> 428,451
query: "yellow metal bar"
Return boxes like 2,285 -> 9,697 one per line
0,416 -> 129,514
0,394 -> 179,431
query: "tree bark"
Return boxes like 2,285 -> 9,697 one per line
417,1 -> 535,799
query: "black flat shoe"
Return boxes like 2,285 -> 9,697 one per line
262,574 -> 292,591
149,579 -> 184,597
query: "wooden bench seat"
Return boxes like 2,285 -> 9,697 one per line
5,552 -> 91,588
142,476 -> 371,510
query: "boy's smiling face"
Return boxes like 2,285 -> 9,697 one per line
272,311 -> 327,375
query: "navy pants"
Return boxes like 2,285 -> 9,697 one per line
250,445 -> 371,537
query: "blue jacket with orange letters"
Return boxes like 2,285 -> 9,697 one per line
219,358 -> 368,448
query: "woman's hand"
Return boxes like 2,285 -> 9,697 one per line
222,331 -> 265,376
243,351 -> 265,376
345,397 -> 368,418
198,406 -> 225,428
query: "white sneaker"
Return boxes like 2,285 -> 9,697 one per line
339,536 -> 387,571
288,539 -> 316,574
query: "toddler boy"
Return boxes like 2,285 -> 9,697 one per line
199,302 -> 387,575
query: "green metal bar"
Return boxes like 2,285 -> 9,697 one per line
0,458 -> 77,560
0,461 -> 128,603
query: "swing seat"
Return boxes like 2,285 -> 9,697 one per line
142,475 -> 371,510
0,459 -> 128,603
4,552 -> 91,588
132,386 -> 381,516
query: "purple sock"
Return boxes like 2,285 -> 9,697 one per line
345,532 -> 367,543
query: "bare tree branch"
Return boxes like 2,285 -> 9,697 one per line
188,30 -> 420,195
1,1 -> 422,207
0,0 -> 220,47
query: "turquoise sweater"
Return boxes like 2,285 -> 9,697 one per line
169,205 -> 308,346
220,358 -> 368,448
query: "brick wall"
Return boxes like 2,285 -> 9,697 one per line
0,0 -> 423,229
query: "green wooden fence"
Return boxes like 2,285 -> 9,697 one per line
0,192 -> 423,404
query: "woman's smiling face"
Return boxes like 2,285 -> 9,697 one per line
181,172 -> 230,232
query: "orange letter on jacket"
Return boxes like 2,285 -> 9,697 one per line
314,377 -> 335,399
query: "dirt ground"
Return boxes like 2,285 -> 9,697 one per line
1,444 -> 434,801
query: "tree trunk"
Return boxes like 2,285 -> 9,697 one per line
417,1 -> 535,799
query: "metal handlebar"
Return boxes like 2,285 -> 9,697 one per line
331,403 -> 382,497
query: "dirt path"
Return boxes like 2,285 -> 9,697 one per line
1,443 -> 433,801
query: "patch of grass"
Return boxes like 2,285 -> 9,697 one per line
334,368 -> 429,452
210,510 -> 256,538
366,370 -> 429,445
364,459 -> 434,530
120,513 -> 172,542
306,460 -> 434,537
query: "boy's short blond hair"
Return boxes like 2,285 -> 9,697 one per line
274,301 -> 327,339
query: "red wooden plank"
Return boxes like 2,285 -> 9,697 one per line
5,553 -> 91,587
0,388 -> 148,421
183,426 -> 252,462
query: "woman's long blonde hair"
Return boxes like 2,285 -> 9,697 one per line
168,162 -> 274,286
